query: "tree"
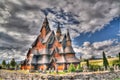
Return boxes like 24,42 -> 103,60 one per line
118,52 -> 120,61
86,59 -> 89,68
10,58 -> 16,68
6,62 -> 10,69
102,51 -> 109,70
2,60 -> 6,68
68,63 -> 76,72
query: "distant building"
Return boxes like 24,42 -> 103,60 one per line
21,17 -> 79,70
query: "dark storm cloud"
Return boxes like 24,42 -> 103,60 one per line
0,32 -> 31,49
1,0 -> 40,34
2,16 -> 30,34
0,32 -> 17,42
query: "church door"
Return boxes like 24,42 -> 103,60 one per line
50,59 -> 56,70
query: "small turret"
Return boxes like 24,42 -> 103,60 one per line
66,29 -> 71,46
56,22 -> 61,38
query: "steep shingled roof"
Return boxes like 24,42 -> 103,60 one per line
37,55 -> 50,64
40,16 -> 51,34
56,54 -> 66,63
65,46 -> 75,53
56,22 -> 61,33
66,29 -> 71,41
42,31 -> 54,43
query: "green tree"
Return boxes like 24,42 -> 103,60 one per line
6,62 -> 10,69
86,59 -> 89,68
68,63 -> 76,72
10,58 -> 16,68
118,52 -> 120,61
102,51 -> 109,70
2,60 -> 6,68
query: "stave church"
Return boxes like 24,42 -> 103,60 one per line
21,16 -> 80,70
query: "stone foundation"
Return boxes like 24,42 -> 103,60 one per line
0,70 -> 120,80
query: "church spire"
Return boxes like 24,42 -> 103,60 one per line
56,22 -> 61,34
43,16 -> 48,24
40,16 -> 51,32
40,16 -> 51,38
66,29 -> 71,41
56,22 -> 61,38
66,29 -> 71,47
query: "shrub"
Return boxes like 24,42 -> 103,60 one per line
89,64 -> 101,71
0,65 -> 2,69
68,63 -> 76,72
76,64 -> 82,72
112,60 -> 120,67
109,67 -> 114,72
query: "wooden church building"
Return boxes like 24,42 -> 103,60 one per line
21,17 -> 80,70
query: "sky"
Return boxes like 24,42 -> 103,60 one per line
0,0 -> 120,61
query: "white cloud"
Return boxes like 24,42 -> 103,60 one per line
74,39 -> 120,59
0,49 -> 27,62
92,40 -> 115,49
83,42 -> 91,47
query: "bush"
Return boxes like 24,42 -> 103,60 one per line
109,67 -> 114,72
76,64 -> 83,72
89,64 -> 101,71
63,70 -> 68,72
68,63 -> 76,72
112,60 -> 120,67
0,65 -> 2,69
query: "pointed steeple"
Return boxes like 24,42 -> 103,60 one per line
66,29 -> 71,41
56,22 -> 61,33
40,16 -> 51,38
40,16 -> 51,32
56,22 -> 62,39
43,16 -> 48,24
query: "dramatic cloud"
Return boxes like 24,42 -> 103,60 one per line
0,0 -> 120,61
74,39 -> 120,59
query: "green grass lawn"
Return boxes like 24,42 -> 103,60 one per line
0,69 -> 68,75
48,71 -> 67,75
81,57 -> 118,67
115,78 -> 120,80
